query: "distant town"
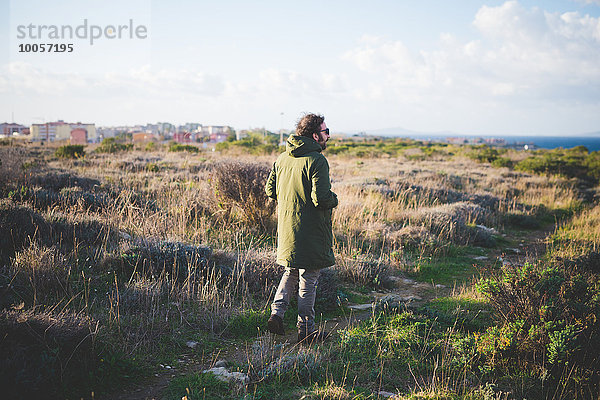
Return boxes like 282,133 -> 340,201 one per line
0,120 -> 535,149
0,121 -> 252,145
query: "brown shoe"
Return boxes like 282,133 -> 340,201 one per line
267,314 -> 285,335
297,330 -> 329,344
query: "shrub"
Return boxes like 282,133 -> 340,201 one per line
491,156 -> 513,168
120,241 -> 212,281
334,258 -> 388,288
10,243 -> 71,304
477,259 -> 600,393
144,141 -> 156,151
29,172 -> 101,192
407,202 -> 495,247
215,132 -> 281,155
515,146 -> 598,183
467,145 -> 502,164
169,142 -> 199,153
212,161 -> 275,231
0,147 -> 27,189
0,308 -> 97,399
0,202 -> 51,263
55,145 -> 85,159
95,137 -> 132,153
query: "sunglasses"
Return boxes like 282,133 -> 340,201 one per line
319,128 -> 330,136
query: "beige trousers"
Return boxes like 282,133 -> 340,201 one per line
271,267 -> 321,334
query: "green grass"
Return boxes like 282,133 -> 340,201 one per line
164,372 -> 233,400
410,254 -> 479,285
423,296 -> 493,331
245,382 -> 303,399
325,310 -> 462,395
225,309 -> 270,338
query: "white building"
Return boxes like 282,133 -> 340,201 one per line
31,120 -> 97,142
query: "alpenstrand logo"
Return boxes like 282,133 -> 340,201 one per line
16,19 -> 148,45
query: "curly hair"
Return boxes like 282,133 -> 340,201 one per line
295,113 -> 324,138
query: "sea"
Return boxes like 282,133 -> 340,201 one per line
409,135 -> 600,152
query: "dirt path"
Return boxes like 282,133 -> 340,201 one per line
99,225 -> 554,400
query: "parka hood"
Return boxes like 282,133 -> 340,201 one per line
286,135 -> 322,157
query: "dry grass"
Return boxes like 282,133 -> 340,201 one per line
0,143 -> 592,398
10,242 -> 71,305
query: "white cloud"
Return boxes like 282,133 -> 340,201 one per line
573,0 -> 600,5
0,62 -> 349,127
343,1 -> 600,106
0,63 -> 226,97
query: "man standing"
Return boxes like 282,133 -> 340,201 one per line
265,113 -> 338,343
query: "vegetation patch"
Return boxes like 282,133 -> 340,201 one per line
164,372 -> 233,400
95,137 -> 133,153
169,142 -> 200,153
212,160 -> 276,231
55,144 -> 85,159
0,308 -> 99,399
516,146 -> 600,184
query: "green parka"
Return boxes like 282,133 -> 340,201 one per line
265,135 -> 338,269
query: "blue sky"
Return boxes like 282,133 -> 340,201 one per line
1,0 -> 599,135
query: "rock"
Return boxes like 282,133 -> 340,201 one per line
378,391 -> 397,398
203,367 -> 249,385
119,231 -> 132,240
435,284 -> 445,289
214,360 -> 228,368
348,303 -> 374,311
476,224 -> 497,234
473,256 -> 488,260
375,294 -> 421,312
186,341 -> 198,349
401,278 -> 416,284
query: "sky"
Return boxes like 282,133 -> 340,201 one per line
1,0 -> 600,135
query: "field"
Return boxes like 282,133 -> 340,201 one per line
1,136 -> 599,399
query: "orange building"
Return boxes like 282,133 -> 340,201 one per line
132,132 -> 158,142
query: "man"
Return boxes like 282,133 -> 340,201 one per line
265,113 -> 338,343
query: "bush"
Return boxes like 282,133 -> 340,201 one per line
212,161 -> 275,231
10,243 -> 71,303
0,308 -> 97,399
0,202 -> 51,263
144,141 -> 156,151
95,138 -> 132,153
491,156 -> 513,168
55,145 -> 85,159
169,142 -> 199,153
515,146 -> 598,183
477,259 -> 600,393
0,147 -> 27,189
467,145 -> 502,164
215,132 -> 281,155
120,241 -> 212,281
